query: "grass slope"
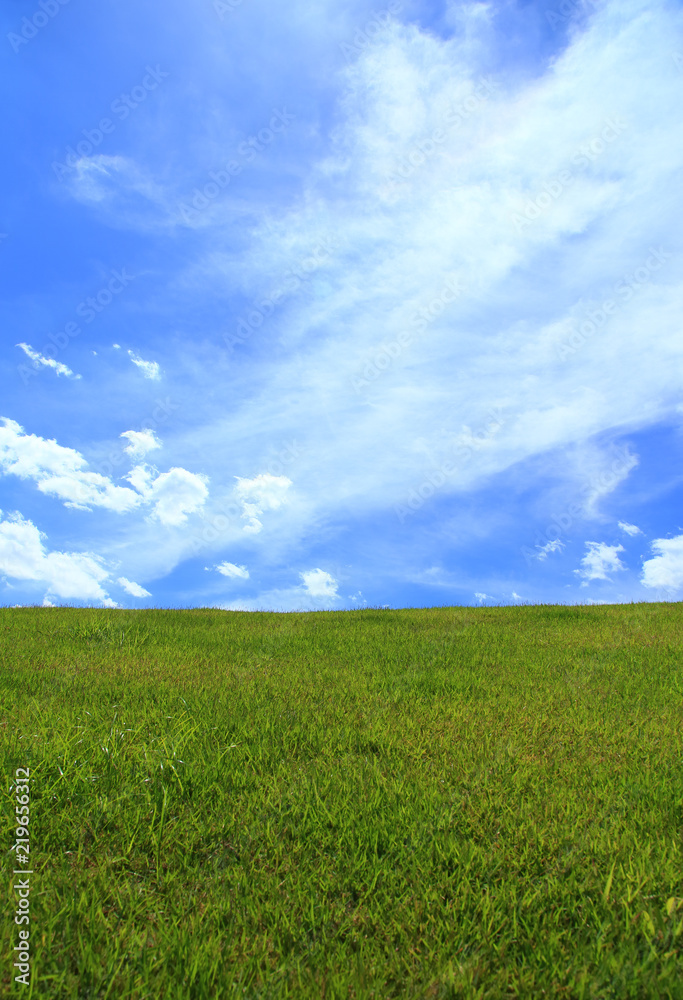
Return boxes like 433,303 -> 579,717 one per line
1,603 -> 682,999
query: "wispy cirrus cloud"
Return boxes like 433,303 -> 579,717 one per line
536,539 -> 565,561
128,350 -> 161,380
16,343 -> 81,380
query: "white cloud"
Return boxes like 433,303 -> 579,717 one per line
0,418 -> 83,479
172,0 -> 681,552
213,562 -> 250,580
120,429 -> 162,460
128,350 -> 161,380
219,568 -> 340,611
580,453 -> 640,518
0,510 -> 113,605
16,343 -> 81,380
233,473 -> 292,534
536,539 -> 565,561
300,568 -> 339,599
117,576 -> 152,598
1,419 -> 208,526
68,154 -> 168,214
127,465 -> 209,526
24,0 -> 683,599
125,464 -> 154,495
219,591 -> 303,612
37,472 -> 142,512
574,541 -> 626,584
0,417 -> 141,513
69,154 -> 132,203
148,468 -> 209,526
641,534 -> 683,592
475,592 -> 490,603
618,520 -> 642,536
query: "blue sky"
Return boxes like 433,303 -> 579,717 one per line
1,0 -> 682,610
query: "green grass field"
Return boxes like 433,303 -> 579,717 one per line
2,602 -> 682,999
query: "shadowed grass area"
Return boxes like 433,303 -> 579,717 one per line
1,602 -> 682,998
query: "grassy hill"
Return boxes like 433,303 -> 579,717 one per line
2,603 -> 682,998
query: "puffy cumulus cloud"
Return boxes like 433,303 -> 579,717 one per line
641,535 -> 683,592
120,429 -> 161,460
127,465 -> 209,526
0,417 -> 140,513
233,474 -> 292,534
125,464 -> 154,495
300,568 -> 339,599
149,468 -> 209,526
16,343 -> 81,380
1,417 -> 85,479
212,562 -> 250,580
0,510 -> 114,605
37,471 -> 142,512
2,419 -> 209,524
574,541 -> 626,584
128,350 -> 161,380
618,520 -> 642,536
117,576 -> 152,598
475,592 -> 491,603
